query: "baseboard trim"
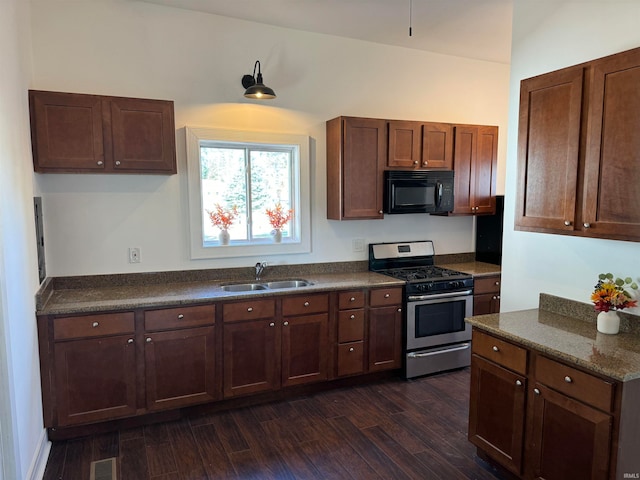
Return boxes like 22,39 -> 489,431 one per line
26,429 -> 50,480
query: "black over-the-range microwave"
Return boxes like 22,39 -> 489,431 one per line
384,170 -> 455,214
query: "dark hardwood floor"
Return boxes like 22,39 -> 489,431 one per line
43,368 -> 501,480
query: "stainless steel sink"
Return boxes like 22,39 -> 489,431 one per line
220,283 -> 268,292
265,279 -> 311,289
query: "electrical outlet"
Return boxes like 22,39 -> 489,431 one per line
352,238 -> 365,253
128,247 -> 141,263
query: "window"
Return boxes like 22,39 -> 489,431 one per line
186,127 -> 311,259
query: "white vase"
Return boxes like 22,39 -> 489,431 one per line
272,229 -> 282,243
597,310 -> 620,334
218,229 -> 230,246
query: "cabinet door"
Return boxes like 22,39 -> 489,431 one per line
468,355 -> 526,475
223,319 -> 279,398
452,125 -> 476,215
422,122 -> 453,169
109,97 -> 177,173
473,126 -> 498,214
145,326 -> 217,411
29,90 -> 105,172
54,335 -> 137,426
582,49 -> 640,240
515,67 -> 584,232
387,120 -> 422,168
368,305 -> 402,372
529,383 -> 612,480
473,293 -> 500,315
281,313 -> 329,387
326,117 -> 386,219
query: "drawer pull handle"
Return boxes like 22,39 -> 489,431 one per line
583,222 -> 591,229
349,347 -> 355,352
495,281 -> 500,286
515,380 -> 522,386
564,220 -> 571,226
247,307 -> 253,312
564,376 -> 573,383
146,337 -> 152,343
177,314 -> 184,319
492,346 -> 499,352
92,322 -> 99,328
350,297 -> 356,302
97,160 -> 104,166
127,338 -> 134,344
283,321 -> 289,326
384,293 -> 390,298
269,322 -> 275,327
304,302 -> 310,307
397,308 -> 402,312
115,160 -> 121,166
534,388 -> 540,395
492,296 -> 497,300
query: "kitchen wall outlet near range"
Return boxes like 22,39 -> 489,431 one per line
128,247 -> 141,263
352,238 -> 365,253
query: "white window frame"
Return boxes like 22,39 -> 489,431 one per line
186,127 -> 311,259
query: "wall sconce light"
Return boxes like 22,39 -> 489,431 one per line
241,60 -> 276,99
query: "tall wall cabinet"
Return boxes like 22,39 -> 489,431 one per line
516,46 -> 640,242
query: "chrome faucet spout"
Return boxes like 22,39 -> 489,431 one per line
255,262 -> 267,280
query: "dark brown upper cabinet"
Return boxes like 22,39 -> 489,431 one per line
29,90 -> 176,174
516,46 -> 640,242
387,121 -> 453,169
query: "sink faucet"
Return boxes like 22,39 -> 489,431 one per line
255,262 -> 267,281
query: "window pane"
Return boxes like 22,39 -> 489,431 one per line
250,150 -> 293,239
200,146 -> 247,243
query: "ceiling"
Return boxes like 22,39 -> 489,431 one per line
137,0 -> 514,64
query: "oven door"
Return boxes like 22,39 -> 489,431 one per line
406,290 -> 473,351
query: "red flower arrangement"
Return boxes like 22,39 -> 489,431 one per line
591,273 -> 638,312
206,204 -> 238,231
266,203 -> 293,230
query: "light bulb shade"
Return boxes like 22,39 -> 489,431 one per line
241,61 -> 276,99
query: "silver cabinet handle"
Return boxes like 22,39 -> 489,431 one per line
146,337 -> 152,343
422,161 -> 428,166
350,314 -> 355,319
350,297 -> 356,302
349,347 -> 355,352
583,222 -> 591,228
492,346 -> 499,352
247,307 -> 253,312
378,210 -> 383,214
97,160 -> 104,166
127,338 -> 134,344
534,388 -> 540,395
397,308 -> 402,312
515,380 -> 522,386
495,281 -> 500,286
92,322 -> 99,328
177,314 -> 184,319
384,293 -> 390,298
269,322 -> 275,327
303,302 -> 309,307
564,376 -> 573,383
564,220 -> 571,226
115,160 -> 121,166
283,321 -> 289,326
413,160 -> 418,165
492,296 -> 497,300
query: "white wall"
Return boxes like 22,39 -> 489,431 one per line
0,0 -> 49,479
501,1 -> 640,314
29,0 -> 510,277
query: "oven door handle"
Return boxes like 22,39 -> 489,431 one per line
407,343 -> 471,358
407,290 -> 473,302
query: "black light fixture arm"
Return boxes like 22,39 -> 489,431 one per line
241,59 -> 276,99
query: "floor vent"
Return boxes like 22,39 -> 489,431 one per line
90,457 -> 117,480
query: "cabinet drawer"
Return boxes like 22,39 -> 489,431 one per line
282,293 -> 329,316
337,342 -> 364,377
338,309 -> 365,343
338,290 -> 365,309
145,304 -> 215,331
535,355 -> 615,412
54,312 -> 135,340
472,330 -> 527,375
369,288 -> 403,307
223,299 -> 276,322
474,275 -> 501,294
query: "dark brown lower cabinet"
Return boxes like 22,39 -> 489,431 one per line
469,354 -> 526,475
281,313 -> 329,387
54,335 -> 137,426
145,326 -> 217,411
368,305 -> 402,372
529,383 -> 612,480
223,319 -> 279,398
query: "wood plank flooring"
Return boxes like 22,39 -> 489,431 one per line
43,368 -> 502,480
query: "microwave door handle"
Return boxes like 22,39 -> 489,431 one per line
435,181 -> 443,207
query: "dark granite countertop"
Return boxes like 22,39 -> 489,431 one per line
36,262 -> 404,316
466,293 -> 640,382
440,261 -> 501,277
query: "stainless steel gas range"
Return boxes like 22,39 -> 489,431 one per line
369,240 -> 474,379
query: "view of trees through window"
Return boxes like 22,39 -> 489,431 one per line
200,142 -> 296,246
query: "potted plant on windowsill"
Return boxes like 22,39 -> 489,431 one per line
591,273 -> 638,334
206,204 -> 238,245
266,203 -> 293,243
